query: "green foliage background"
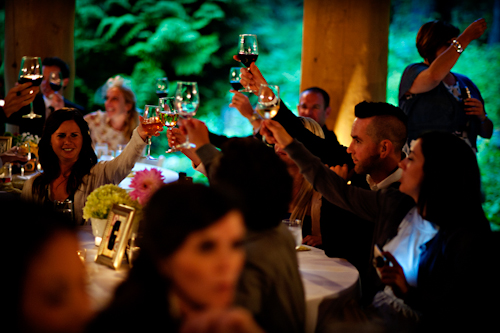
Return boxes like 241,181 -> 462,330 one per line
1,0 -> 498,228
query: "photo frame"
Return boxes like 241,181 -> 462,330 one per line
95,203 -> 136,270
0,136 -> 13,155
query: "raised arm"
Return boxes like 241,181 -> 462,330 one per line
408,18 -> 487,94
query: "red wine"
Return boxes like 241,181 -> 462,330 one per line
19,74 -> 43,86
238,53 -> 258,68
50,83 -> 62,91
156,92 -> 168,98
230,81 -> 244,90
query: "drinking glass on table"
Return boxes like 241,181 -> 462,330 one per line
229,67 -> 245,91
160,97 -> 181,153
171,82 -> 199,150
142,105 -> 162,160
155,77 -> 169,101
18,56 -> 43,119
282,219 -> 303,249
237,34 -> 258,92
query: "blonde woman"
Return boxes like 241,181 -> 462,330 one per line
278,117 -> 324,247
84,76 -> 139,152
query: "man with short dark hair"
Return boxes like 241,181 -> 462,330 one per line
8,57 -> 85,136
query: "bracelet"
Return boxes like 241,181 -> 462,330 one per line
249,113 -> 260,122
451,39 -> 463,54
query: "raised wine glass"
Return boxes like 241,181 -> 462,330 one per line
229,67 -> 245,91
155,77 -> 169,101
141,105 -> 162,160
18,56 -> 43,119
172,81 -> 199,150
49,71 -> 63,93
255,84 -> 280,119
159,97 -> 180,153
238,34 -> 258,92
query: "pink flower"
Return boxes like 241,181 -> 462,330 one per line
129,168 -> 165,205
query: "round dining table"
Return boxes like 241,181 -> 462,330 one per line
79,226 -> 359,333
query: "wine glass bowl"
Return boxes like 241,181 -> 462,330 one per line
160,97 -> 181,153
155,77 -> 169,99
229,67 -> 244,91
18,56 -> 43,119
142,105 -> 162,160
256,84 -> 280,119
238,34 -> 259,68
170,81 -> 199,150
49,71 -> 63,92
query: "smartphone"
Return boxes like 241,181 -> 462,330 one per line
373,244 -> 387,269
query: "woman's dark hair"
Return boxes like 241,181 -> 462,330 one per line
416,20 -> 460,63
2,197 -> 75,332
33,108 -> 97,198
141,182 -> 240,260
417,131 -> 489,230
213,137 -> 293,231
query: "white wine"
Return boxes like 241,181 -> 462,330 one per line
256,104 -> 279,119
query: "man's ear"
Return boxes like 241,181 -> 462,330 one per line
63,78 -> 69,88
379,139 -> 393,159
324,106 -> 332,118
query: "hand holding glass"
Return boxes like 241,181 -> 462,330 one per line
142,105 -> 162,160
18,56 -> 43,119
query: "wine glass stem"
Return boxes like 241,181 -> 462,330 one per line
147,137 -> 152,157
30,102 -> 34,115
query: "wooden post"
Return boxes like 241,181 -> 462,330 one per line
301,0 -> 391,145
4,0 -> 76,101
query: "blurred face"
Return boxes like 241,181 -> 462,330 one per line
297,91 -> 330,127
347,117 -> 381,175
399,139 -> 425,202
41,65 -> 64,97
162,210 -> 245,310
22,232 -> 92,333
104,87 -> 131,120
50,120 -> 83,165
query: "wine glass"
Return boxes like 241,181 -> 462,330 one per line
159,97 -> 180,153
141,105 -> 161,160
256,84 -> 280,119
155,77 -> 169,101
172,81 -> 199,150
229,67 -> 244,91
238,34 -> 258,92
49,71 -> 63,93
18,56 -> 43,119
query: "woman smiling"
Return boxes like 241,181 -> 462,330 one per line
21,108 -> 161,224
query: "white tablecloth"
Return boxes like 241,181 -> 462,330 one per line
118,162 -> 179,190
298,246 -> 360,333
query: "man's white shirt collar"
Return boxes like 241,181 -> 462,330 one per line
366,168 -> 402,191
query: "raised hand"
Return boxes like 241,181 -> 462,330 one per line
260,119 -> 293,148
179,118 -> 210,149
461,18 -> 487,43
3,83 -> 39,118
229,90 -> 254,119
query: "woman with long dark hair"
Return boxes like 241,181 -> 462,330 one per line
263,119 -> 494,331
21,107 -> 157,224
86,182 -> 263,333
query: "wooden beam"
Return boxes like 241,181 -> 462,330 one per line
301,0 -> 391,145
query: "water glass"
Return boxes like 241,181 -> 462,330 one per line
282,219 -> 302,249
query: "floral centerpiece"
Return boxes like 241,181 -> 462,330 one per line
83,169 -> 165,246
13,132 -> 40,158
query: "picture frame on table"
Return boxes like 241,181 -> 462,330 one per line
95,203 -> 136,270
0,136 -> 13,154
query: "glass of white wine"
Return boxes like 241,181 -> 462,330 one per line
159,97 -> 180,153
255,84 -> 280,119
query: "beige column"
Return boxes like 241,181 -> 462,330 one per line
301,0 -> 391,145
4,0 -> 76,101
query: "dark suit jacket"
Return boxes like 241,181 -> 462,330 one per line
7,94 -> 85,136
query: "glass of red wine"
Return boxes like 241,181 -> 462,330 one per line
238,34 -> 258,92
229,67 -> 244,91
18,56 -> 43,119
155,77 -> 169,102
141,105 -> 162,160
49,71 -> 63,93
